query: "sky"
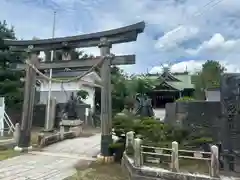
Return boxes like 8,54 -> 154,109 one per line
1,0 -> 240,74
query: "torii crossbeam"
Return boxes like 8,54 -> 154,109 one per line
4,21 -> 145,158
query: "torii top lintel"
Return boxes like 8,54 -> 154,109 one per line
4,21 -> 145,52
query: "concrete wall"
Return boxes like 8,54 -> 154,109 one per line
205,90 -> 220,102
165,101 -> 221,141
39,88 -> 95,108
7,102 -> 92,128
220,73 -> 240,151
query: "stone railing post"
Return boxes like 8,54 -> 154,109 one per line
60,126 -> 64,140
171,141 -> 179,172
13,123 -> 20,144
134,138 -> 142,167
126,131 -> 134,149
210,145 -> 219,177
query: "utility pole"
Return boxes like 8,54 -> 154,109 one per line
45,11 -> 56,131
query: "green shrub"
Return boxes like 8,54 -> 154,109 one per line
112,114 -> 195,147
113,115 -> 135,136
176,96 -> 195,102
109,142 -> 125,162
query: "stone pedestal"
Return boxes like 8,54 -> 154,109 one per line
59,119 -> 83,138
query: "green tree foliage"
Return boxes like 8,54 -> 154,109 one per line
111,66 -> 128,113
110,68 -> 158,113
77,90 -> 89,101
0,20 -> 24,109
176,96 -> 195,102
193,60 -> 225,100
127,75 -> 157,96
113,115 -> 189,147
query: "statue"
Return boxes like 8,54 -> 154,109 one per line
134,93 -> 154,117
62,92 -> 78,120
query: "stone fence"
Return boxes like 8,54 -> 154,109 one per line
123,131 -> 223,180
13,123 -> 83,148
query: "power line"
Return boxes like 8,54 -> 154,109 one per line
157,0 -> 224,45
146,0 -> 225,71
45,11 -> 56,131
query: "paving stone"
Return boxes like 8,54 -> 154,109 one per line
0,133 -> 100,179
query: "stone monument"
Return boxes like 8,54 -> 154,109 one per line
60,92 -> 83,132
134,94 -> 154,117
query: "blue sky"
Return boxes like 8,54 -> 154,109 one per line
1,0 -> 240,74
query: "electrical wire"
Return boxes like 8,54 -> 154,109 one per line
157,0 -> 224,46
146,0 -> 225,69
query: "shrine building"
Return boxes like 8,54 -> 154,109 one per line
146,71 -> 195,108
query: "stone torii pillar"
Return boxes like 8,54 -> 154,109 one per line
98,37 -> 113,157
15,47 -> 39,151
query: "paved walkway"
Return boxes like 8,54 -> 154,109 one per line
0,133 -> 101,180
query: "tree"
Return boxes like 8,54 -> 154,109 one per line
111,66 -> 128,113
77,90 -> 89,101
127,75 -> 157,96
193,60 -> 225,100
0,20 -> 24,109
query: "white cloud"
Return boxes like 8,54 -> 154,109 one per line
186,33 -> 239,56
155,25 -> 199,50
150,60 -> 204,74
150,60 -> 240,74
2,0 -> 240,74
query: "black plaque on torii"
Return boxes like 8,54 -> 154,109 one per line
5,21 -> 145,156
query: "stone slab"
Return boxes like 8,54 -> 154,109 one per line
60,119 -> 83,126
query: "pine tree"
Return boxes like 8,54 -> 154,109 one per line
0,20 -> 24,109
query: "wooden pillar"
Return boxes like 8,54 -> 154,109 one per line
15,49 -> 39,151
98,37 -> 113,156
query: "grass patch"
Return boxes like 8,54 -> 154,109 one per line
67,162 -> 128,180
0,149 -> 22,161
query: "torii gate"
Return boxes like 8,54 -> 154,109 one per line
4,21 -> 145,158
